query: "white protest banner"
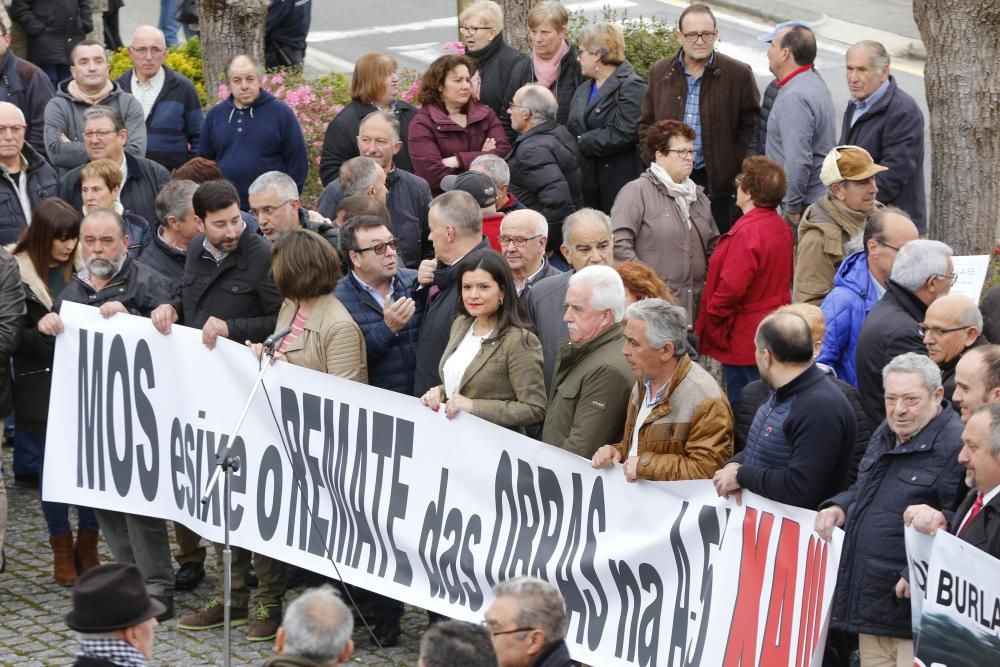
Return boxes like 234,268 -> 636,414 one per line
951,255 -> 990,305
45,302 -> 843,666
905,525 -> 936,641
907,527 -> 1000,666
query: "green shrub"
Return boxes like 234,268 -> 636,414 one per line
568,7 -> 680,81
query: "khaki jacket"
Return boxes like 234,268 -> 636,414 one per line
438,316 -> 546,428
276,294 -> 368,383
541,322 -> 634,458
792,195 -> 872,305
614,355 -> 733,481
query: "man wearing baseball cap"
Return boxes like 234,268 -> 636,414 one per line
65,563 -> 164,666
441,170 -> 505,252
793,145 -> 887,305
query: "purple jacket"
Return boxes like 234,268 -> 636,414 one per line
407,101 -> 510,194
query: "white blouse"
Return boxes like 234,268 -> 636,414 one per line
442,325 -> 493,398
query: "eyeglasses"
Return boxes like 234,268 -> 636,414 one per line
664,148 -> 695,158
461,25 -> 493,33
875,239 -> 901,252
931,272 -> 959,285
0,124 -> 26,135
130,46 -> 165,56
250,200 -> 293,218
918,324 -> 972,338
481,621 -> 535,638
499,234 -> 542,248
355,238 -> 399,255
682,30 -> 717,42
83,129 -> 117,140
508,102 -> 529,111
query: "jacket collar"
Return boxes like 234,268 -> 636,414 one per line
851,75 -> 899,118
725,205 -> 775,236
453,316 -> 505,393
885,280 -> 929,321
802,195 -> 870,250
557,321 -> 624,367
433,237 -> 490,290
12,249 -> 54,309
426,101 -> 493,127
514,119 -> 559,144
587,61 -> 636,107
277,294 -> 339,355
876,400 -> 957,455
940,336 -> 989,377
773,362 -> 824,399
466,32 -> 510,64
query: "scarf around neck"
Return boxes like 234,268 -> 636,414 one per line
649,162 -> 698,227
532,40 -> 570,90
68,80 -> 114,106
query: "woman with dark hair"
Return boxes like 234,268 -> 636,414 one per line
79,159 -> 151,257
318,53 -> 419,186
567,22 -> 645,213
407,54 -> 510,194
611,119 -> 718,324
419,251 -> 544,429
695,155 -> 794,404
10,198 -> 100,586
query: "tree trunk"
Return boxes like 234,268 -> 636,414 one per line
913,0 -> 1000,253
199,0 -> 270,96
499,0 -> 538,54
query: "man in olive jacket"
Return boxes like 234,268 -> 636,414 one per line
542,266 -> 632,458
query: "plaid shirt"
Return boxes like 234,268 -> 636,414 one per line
679,53 -> 715,170
77,638 -> 149,667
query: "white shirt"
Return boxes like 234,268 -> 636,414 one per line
442,325 -> 492,398
959,484 -> 1000,531
628,389 -> 656,459
131,67 -> 165,120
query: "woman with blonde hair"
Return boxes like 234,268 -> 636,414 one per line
78,159 -> 151,257
319,52 -> 419,185
459,0 -> 526,119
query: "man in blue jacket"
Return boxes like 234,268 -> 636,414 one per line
117,25 -> 203,171
818,207 -> 919,386
199,54 -> 307,208
841,41 -> 927,232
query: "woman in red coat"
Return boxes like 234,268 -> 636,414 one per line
408,54 -> 511,194
695,156 -> 794,405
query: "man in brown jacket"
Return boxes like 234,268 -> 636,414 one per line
639,3 -> 759,232
592,298 -> 733,481
793,145 -> 887,305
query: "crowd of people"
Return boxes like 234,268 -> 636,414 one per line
0,1 -> 996,666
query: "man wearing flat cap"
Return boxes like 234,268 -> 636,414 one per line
66,563 -> 163,666
793,145 -> 887,305
441,170 -> 505,252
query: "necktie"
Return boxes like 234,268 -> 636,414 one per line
959,492 -> 985,535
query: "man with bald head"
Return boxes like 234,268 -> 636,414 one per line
0,101 -> 58,244
500,209 -> 560,295
953,345 -> 1000,423
116,25 -> 203,170
199,53 -> 307,207
922,294 -> 988,404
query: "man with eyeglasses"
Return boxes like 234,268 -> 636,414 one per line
855,239 -> 955,425
818,207 -> 919,387
248,170 -> 337,247
317,111 -> 432,269
793,146 -> 887,306
43,39 -> 146,174
921,294 -> 988,405
483,576 -> 574,667
500,209 -> 559,295
0,101 -> 58,244
815,352 -> 965,667
116,25 -> 203,171
639,3 -> 759,233
57,105 -> 169,229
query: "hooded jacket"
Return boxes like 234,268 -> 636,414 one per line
817,250 -> 881,388
43,78 -> 147,172
199,89 -> 308,208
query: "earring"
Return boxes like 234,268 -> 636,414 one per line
498,296 -> 504,306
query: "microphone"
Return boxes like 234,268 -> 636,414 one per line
263,325 -> 294,350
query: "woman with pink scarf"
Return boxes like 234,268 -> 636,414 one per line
499,1 -> 582,140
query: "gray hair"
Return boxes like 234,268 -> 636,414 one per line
517,84 -> 558,124
624,298 -> 688,356
430,190 -> 483,238
882,352 -> 943,394
492,576 -> 567,641
460,0 -> 505,32
359,109 -> 401,142
500,209 -> 547,237
972,404 -> 1000,456
339,156 -> 383,197
83,105 -> 125,132
562,208 -> 612,246
890,239 -> 953,292
281,585 -> 353,663
154,179 -> 198,224
850,40 -> 890,71
248,170 -> 300,201
569,265 -> 626,322
83,207 -> 127,237
470,154 -> 510,187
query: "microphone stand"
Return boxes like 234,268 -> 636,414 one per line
200,332 -> 288,667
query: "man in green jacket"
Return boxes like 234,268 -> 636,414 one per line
541,264 -> 633,458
